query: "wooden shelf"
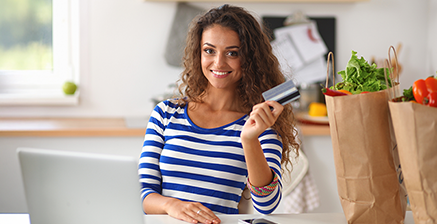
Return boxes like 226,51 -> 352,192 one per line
0,118 -> 145,137
299,123 -> 330,136
0,117 -> 329,137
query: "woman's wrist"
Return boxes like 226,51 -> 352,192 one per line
240,136 -> 260,150
162,197 -> 179,213
247,169 -> 279,196
240,131 -> 259,143
144,193 -> 179,214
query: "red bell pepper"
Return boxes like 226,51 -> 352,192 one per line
321,87 -> 348,97
425,76 -> 437,92
423,92 -> 437,107
413,77 -> 437,107
413,79 -> 429,104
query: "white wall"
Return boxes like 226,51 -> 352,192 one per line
0,0 -> 434,117
427,0 -> 437,75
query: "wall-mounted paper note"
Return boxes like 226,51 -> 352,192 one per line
271,38 -> 304,71
271,21 -> 328,85
274,22 -> 328,64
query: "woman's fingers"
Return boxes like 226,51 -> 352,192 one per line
177,212 -> 198,224
243,101 -> 279,141
190,208 -> 220,224
167,201 -> 220,224
250,111 -> 269,129
184,204 -> 220,224
250,101 -> 282,127
265,101 -> 284,117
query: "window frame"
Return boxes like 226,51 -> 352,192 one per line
0,0 -> 80,106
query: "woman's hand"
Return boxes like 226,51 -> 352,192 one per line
164,198 -> 221,224
241,101 -> 283,141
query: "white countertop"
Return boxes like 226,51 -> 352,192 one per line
0,212 -> 415,224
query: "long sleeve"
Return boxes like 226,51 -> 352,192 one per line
250,130 -> 283,214
138,102 -> 168,201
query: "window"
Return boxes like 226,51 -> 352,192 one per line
0,0 -> 79,105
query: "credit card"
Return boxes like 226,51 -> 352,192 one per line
262,79 -> 300,105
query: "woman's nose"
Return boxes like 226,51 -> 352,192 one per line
214,53 -> 226,68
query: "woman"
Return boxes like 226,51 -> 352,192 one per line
138,4 -> 299,224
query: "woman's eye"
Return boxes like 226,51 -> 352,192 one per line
204,49 -> 214,54
227,51 -> 238,57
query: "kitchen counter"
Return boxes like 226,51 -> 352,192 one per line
0,117 -> 329,137
0,212 -> 416,224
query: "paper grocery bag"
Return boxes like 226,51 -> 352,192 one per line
326,90 -> 405,223
389,101 -> 437,224
324,52 -> 406,223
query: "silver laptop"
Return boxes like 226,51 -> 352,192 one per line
17,147 -> 145,224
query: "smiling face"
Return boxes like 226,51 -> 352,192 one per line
201,24 -> 243,91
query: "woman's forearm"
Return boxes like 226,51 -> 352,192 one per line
241,137 -> 273,187
143,193 -> 178,214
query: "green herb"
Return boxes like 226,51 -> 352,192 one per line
332,50 -> 392,94
403,86 -> 414,101
390,86 -> 415,102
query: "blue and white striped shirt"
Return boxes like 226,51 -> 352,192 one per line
138,99 -> 283,214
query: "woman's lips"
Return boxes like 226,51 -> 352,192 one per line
211,70 -> 231,78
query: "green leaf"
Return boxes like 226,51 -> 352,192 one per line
335,50 -> 391,93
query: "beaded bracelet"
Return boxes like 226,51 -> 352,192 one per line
247,170 -> 279,196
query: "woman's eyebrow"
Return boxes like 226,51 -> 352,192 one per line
225,45 -> 240,49
203,42 -> 239,49
203,43 -> 216,48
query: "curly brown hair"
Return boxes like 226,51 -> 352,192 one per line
176,4 -> 300,169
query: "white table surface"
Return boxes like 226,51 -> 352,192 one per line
0,212 -> 415,224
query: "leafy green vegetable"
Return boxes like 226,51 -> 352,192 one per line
332,50 -> 392,94
391,87 -> 414,102
403,86 -> 414,101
